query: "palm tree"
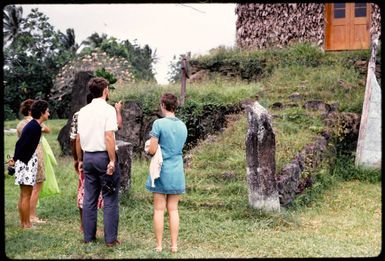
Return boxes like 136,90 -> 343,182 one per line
59,28 -> 79,53
81,32 -> 108,49
3,5 -> 23,45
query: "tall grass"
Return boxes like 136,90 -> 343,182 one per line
260,63 -> 365,113
188,43 -> 367,114
110,79 -> 262,114
330,153 -> 381,183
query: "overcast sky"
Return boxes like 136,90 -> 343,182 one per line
21,4 -> 237,84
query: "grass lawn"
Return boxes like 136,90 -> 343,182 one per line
3,47 -> 380,258
3,118 -> 381,258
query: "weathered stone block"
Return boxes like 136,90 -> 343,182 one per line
276,163 -> 301,206
271,102 -> 283,109
245,101 -> 280,212
115,101 -> 145,153
116,140 -> 133,194
288,92 -> 302,101
303,100 -> 331,113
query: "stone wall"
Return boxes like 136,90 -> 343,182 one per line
115,102 -> 243,155
276,108 -> 361,206
246,99 -> 361,207
235,3 -> 325,49
370,3 -> 381,39
235,3 -> 381,50
276,134 -> 329,206
50,50 -> 134,118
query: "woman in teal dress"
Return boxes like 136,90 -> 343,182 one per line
145,93 -> 188,253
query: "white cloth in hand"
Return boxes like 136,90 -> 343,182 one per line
144,139 -> 163,187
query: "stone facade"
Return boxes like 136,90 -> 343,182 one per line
235,3 -> 381,50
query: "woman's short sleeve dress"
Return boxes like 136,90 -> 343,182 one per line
145,117 -> 188,194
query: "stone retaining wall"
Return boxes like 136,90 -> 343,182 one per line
115,102 -> 243,155
247,100 -> 361,207
276,108 -> 361,206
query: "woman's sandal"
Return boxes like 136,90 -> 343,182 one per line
154,246 -> 162,253
171,246 -> 178,253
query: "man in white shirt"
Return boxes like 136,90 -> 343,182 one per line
76,77 -> 121,247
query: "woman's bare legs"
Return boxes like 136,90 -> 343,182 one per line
153,193 -> 166,251
166,194 -> 180,252
19,185 -> 33,228
30,181 -> 44,221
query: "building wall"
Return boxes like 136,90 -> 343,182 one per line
236,3 -> 381,50
370,3 -> 381,39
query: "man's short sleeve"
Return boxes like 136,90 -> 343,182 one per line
105,106 -> 118,132
150,119 -> 160,138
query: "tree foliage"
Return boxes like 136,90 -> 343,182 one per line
59,28 -> 79,53
81,36 -> 157,82
3,8 -> 75,119
3,5 -> 24,46
167,53 -> 191,84
3,7 -> 158,119
94,67 -> 117,87
167,55 -> 182,84
81,32 -> 108,50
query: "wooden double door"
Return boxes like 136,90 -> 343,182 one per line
325,3 -> 371,50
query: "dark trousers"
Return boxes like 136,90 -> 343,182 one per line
83,151 -> 120,244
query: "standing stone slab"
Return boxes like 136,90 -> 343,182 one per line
115,101 -> 144,153
355,37 -> 381,169
116,140 -> 133,194
245,101 -> 280,212
57,71 -> 93,155
355,70 -> 382,168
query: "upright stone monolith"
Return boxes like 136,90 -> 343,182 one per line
245,101 -> 280,212
57,71 -> 93,155
355,37 -> 382,169
116,140 -> 133,194
115,101 -> 144,153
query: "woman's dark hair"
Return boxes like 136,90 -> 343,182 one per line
161,93 -> 178,112
87,77 -> 109,98
19,99 -> 35,116
31,100 -> 49,119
